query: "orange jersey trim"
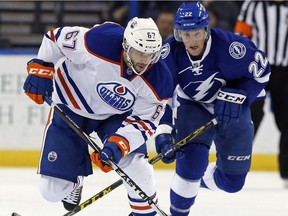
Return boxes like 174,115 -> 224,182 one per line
49,28 -> 56,42
130,198 -> 158,210
108,135 -> 130,157
234,21 -> 253,39
125,118 -> 153,136
140,74 -> 164,101
57,68 -> 81,110
84,24 -> 122,66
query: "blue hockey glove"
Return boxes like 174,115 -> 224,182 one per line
99,135 -> 130,164
155,125 -> 184,164
214,88 -> 247,128
23,58 -> 55,104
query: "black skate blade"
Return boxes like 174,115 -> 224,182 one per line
11,213 -> 22,216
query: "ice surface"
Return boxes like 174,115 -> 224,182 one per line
1,168 -> 287,216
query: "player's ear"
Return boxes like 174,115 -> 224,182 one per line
205,27 -> 210,41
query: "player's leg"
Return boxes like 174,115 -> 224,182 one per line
96,111 -> 159,215
201,109 -> 253,193
39,105 -> 97,211
250,99 -> 265,135
269,65 -> 288,181
119,152 -> 158,216
40,175 -> 84,210
170,103 -> 215,216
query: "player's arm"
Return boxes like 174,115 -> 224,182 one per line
152,48 -> 182,163
90,98 -> 170,172
214,44 -> 271,128
236,45 -> 271,107
23,26 -> 90,104
234,1 -> 256,38
37,26 -> 90,64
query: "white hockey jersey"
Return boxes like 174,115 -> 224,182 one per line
37,22 -> 173,151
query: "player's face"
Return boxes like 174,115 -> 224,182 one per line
128,48 -> 154,73
179,29 -> 207,56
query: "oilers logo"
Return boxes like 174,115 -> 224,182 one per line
48,151 -> 57,162
97,82 -> 135,111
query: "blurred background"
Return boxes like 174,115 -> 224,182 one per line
0,1 -> 245,49
0,1 -> 279,172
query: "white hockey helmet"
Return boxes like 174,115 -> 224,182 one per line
123,17 -> 162,75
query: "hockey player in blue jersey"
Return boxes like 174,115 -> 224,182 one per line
23,17 -> 173,215
155,2 -> 271,215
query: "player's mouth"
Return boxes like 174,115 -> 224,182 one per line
190,45 -> 199,50
136,64 -> 147,70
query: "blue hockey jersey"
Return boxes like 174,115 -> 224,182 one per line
161,28 -> 271,117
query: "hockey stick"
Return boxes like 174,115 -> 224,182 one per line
11,117 -> 217,216
63,117 -> 217,215
149,117 -> 217,164
44,96 -> 168,216
62,179 -> 123,216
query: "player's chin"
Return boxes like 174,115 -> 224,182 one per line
136,64 -> 147,71
188,47 -> 201,56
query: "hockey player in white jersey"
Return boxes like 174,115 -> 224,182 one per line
23,17 -> 173,215
155,2 -> 271,215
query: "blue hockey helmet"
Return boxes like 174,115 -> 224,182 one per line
174,2 -> 210,31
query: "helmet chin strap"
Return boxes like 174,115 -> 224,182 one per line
125,51 -> 151,76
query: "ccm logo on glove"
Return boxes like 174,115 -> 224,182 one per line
217,90 -> 246,104
27,62 -> 54,79
23,58 -> 55,104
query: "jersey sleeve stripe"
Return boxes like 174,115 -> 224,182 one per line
61,63 -> 94,114
56,68 -> 81,110
54,27 -> 63,41
49,28 -> 56,42
55,81 -> 68,106
125,118 -> 153,136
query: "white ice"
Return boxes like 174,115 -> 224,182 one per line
1,168 -> 288,216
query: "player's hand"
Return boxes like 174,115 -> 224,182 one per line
214,88 -> 247,128
90,152 -> 112,173
155,133 -> 184,164
23,58 -> 55,104
101,135 -> 130,164
90,135 -> 129,172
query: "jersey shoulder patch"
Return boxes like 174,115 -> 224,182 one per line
85,23 -> 124,63
142,59 -> 174,100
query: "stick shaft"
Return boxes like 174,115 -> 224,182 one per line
63,179 -> 123,216
62,117 -> 217,215
149,118 -> 217,164
45,97 -> 168,216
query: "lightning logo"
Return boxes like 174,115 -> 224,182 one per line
229,42 -> 246,59
183,72 -> 226,102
